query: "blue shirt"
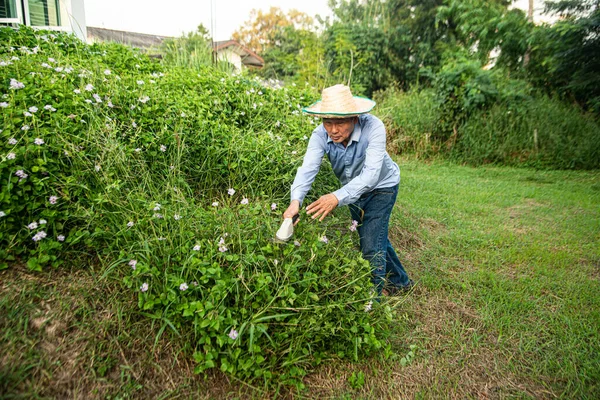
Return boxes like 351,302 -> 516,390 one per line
290,114 -> 400,207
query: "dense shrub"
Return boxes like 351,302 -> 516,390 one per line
453,96 -> 600,169
375,65 -> 600,169
374,87 -> 440,157
0,27 -> 391,385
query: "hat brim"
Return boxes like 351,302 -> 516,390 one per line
302,96 -> 376,117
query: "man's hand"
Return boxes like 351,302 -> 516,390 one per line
283,200 -> 301,225
306,193 -> 339,221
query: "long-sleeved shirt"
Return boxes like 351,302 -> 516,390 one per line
290,113 -> 400,207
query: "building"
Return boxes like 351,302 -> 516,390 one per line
213,40 -> 264,73
0,0 -> 86,40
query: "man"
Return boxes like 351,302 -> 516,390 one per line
283,84 -> 413,295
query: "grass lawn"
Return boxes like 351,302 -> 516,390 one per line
1,158 -> 599,399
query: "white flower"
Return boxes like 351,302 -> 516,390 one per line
107,100 -> 114,108
212,201 -> 219,207
48,57 -> 55,63
32,231 -> 47,242
302,135 -> 308,140
85,84 -> 94,91
139,96 -> 150,103
159,145 -> 166,152
24,111 -> 33,117
134,148 -> 142,153
153,213 -> 163,219
271,203 -> 277,211
8,138 -> 17,145
104,69 -> 111,75
193,245 -> 201,251
0,102 -> 9,108
9,79 -> 24,90
137,80 -> 144,85
364,301 -> 373,312
228,328 -> 238,340
240,198 -> 249,205
54,67 -> 63,73
57,235 -> 65,242
319,235 -> 329,244
180,112 -> 186,117
6,152 -> 15,160
140,282 -> 149,292
34,138 -> 44,145
15,170 -> 28,179
132,121 -> 137,128
93,93 -> 102,103
174,214 -> 181,220
21,125 -> 30,131
73,89 -> 81,94
28,222 -> 39,230
85,99 -> 93,104
29,106 -> 38,113
49,196 -> 58,204
275,120 -> 281,127
0,211 -> 5,217
179,282 -> 188,291
227,188 -> 235,196
127,221 -> 134,227
153,203 -> 161,211
95,165 -> 101,172
219,245 -> 228,253
129,259 -> 137,270
38,219 -> 47,225
44,104 -> 53,110
294,240 -> 301,247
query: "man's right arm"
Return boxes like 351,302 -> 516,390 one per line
289,130 -> 326,207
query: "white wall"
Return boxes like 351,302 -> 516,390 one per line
217,48 -> 242,73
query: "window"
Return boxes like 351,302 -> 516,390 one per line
0,0 -> 61,27
0,0 -> 20,22
28,0 -> 60,26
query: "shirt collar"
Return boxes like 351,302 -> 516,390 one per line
325,119 -> 363,145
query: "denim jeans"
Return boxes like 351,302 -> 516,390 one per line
349,184 -> 410,293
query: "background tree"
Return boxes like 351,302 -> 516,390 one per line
528,0 -> 600,113
232,7 -> 314,54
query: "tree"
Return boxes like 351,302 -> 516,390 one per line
528,0 -> 600,113
232,7 -> 315,54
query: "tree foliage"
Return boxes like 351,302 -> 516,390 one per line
528,0 -> 600,112
232,7 -> 315,54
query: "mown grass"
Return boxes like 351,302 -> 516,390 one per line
1,158 -> 599,399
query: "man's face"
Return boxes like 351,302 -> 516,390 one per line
323,117 -> 357,146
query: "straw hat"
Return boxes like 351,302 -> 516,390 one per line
303,84 -> 376,118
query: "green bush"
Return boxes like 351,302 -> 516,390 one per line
0,27 -> 392,385
374,87 -> 440,157
453,96 -> 600,169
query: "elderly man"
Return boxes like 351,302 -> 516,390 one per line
283,84 -> 413,295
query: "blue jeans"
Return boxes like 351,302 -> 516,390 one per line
349,184 -> 410,293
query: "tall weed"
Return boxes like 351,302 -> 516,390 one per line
453,96 -> 600,169
374,87 -> 440,157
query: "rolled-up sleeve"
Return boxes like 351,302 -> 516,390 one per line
332,120 -> 387,207
290,130 -> 326,205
